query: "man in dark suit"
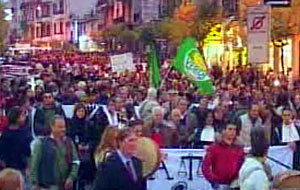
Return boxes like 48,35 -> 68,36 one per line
271,107 -> 300,170
93,128 -> 145,190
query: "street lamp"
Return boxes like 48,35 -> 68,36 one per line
274,39 -> 288,75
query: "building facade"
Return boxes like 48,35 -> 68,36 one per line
8,0 -> 98,46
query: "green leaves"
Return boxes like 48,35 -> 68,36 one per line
0,1 -> 8,53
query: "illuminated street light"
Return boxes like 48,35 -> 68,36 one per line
4,8 -> 12,21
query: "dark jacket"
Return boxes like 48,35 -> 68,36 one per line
67,117 -> 90,145
34,104 -> 66,136
93,152 -> 145,190
67,117 -> 96,182
271,122 -> 300,170
56,95 -> 79,105
88,107 -> 109,153
0,127 -> 32,171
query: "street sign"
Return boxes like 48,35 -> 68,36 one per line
264,0 -> 291,7
247,5 -> 271,64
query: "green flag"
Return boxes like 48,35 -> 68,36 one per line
148,43 -> 160,89
173,37 -> 214,96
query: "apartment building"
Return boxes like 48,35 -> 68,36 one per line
9,0 -> 97,45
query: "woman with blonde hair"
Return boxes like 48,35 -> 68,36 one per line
0,168 -> 24,190
94,126 -> 119,167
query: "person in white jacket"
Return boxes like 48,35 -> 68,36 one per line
239,126 -> 270,190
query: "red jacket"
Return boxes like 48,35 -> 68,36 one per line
0,116 -> 7,133
202,141 -> 245,184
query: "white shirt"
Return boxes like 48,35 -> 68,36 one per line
102,105 -> 118,126
200,126 -> 215,142
282,123 -> 300,143
239,157 -> 269,190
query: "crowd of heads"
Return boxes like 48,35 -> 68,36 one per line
1,51 -> 300,147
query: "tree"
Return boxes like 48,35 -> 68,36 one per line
90,23 -> 142,51
0,1 -> 8,53
271,1 -> 300,42
159,0 -> 222,58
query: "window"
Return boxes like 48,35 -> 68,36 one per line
59,0 -> 64,13
54,22 -> 63,34
31,26 -> 35,39
54,1 -> 64,14
30,9 -> 34,21
60,22 -> 64,34
53,3 -> 57,14
54,23 -> 57,34
46,24 -> 51,36
42,4 -> 50,17
36,9 -> 39,19
36,26 -> 40,38
41,23 -> 45,37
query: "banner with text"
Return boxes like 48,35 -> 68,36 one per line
110,53 -> 135,73
147,146 -> 293,190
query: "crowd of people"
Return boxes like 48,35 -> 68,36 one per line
0,50 -> 300,190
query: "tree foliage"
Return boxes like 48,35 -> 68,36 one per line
90,23 -> 141,50
159,0 -> 222,55
271,0 -> 300,41
0,1 -> 8,53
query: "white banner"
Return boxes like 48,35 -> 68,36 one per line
110,53 -> 136,73
247,5 -> 271,64
148,146 -> 293,190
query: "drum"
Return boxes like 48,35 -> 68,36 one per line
273,170 -> 300,189
135,137 -> 161,178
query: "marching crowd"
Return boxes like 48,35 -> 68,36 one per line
0,51 -> 300,190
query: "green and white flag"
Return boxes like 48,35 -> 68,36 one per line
173,37 -> 214,96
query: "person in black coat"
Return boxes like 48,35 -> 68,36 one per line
88,97 -> 118,153
93,128 -> 145,190
0,106 -> 32,172
67,103 -> 95,190
271,107 -> 300,170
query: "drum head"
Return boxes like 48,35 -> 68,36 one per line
273,170 -> 300,188
135,137 -> 161,178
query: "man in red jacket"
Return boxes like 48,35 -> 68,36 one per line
0,108 -> 7,135
201,123 -> 245,190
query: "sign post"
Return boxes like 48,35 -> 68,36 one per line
247,5 -> 271,64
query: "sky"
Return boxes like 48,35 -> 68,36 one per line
69,0 -> 98,18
